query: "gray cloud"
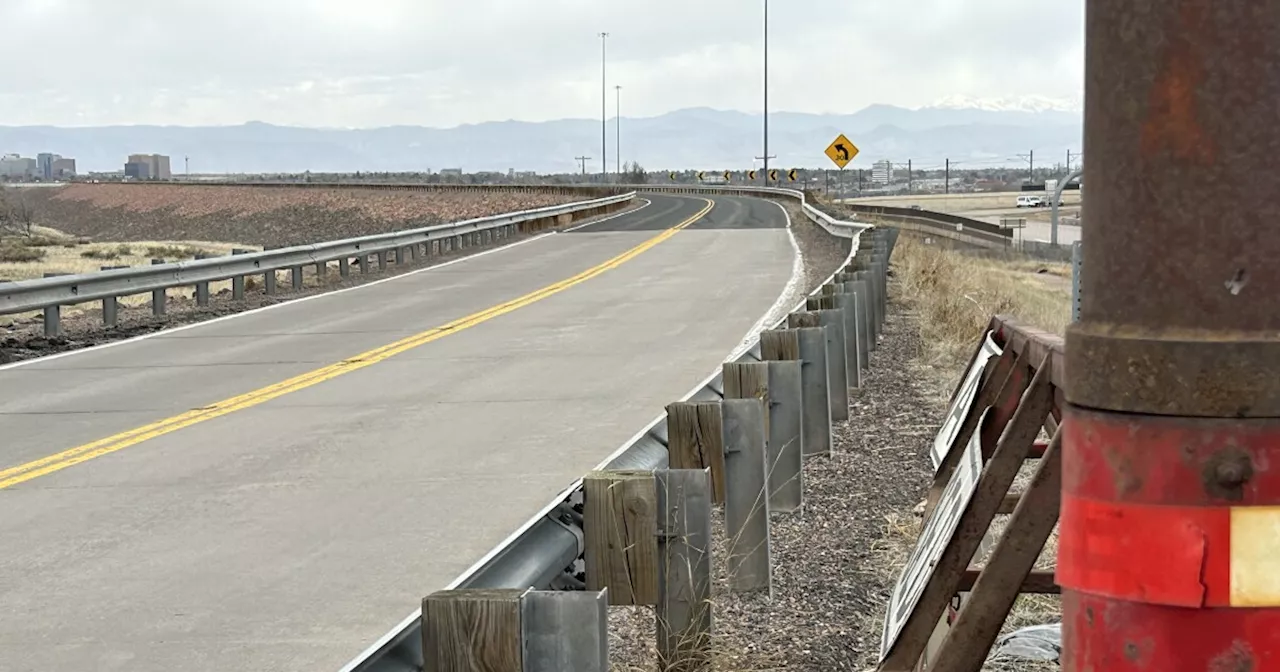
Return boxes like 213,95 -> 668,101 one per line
1,0 -> 1084,127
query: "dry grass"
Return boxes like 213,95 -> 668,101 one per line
874,232 -> 1072,669
0,226 -> 258,327
893,235 -> 1070,381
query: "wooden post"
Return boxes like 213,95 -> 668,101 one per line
666,402 -> 727,504
724,359 -> 804,513
786,315 -> 833,457
720,398 -> 772,595
583,470 -> 659,606
656,468 -> 714,672
523,589 -> 610,672
422,588 -> 527,672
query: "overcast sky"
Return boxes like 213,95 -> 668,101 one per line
2,0 -> 1084,128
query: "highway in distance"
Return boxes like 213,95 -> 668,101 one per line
0,193 -> 796,671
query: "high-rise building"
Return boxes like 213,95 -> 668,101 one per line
125,154 -> 172,180
871,159 -> 894,185
37,153 -> 55,179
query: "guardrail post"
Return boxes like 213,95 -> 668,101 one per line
422,588 -> 526,672
784,315 -> 833,457
41,272 -> 62,336
848,278 -> 874,359
665,402 -> 727,505
800,302 -> 849,421
195,279 -> 210,306
97,266 -> 120,327
832,292 -> 863,389
150,259 -> 166,315
720,398 -> 772,595
523,590 -> 610,672
852,269 -> 879,346
656,467 -> 713,672
264,268 -> 277,295
583,470 -> 659,606
360,254 -> 372,275
291,266 -> 304,290
339,257 -> 350,278
725,358 -> 804,513
231,249 -> 249,299
377,250 -> 388,270
316,260 -> 327,280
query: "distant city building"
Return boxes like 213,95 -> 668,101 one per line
51,157 -> 76,178
0,154 -> 37,179
872,160 -> 894,185
125,154 -> 172,180
32,153 -> 76,179
37,153 -> 55,179
438,168 -> 464,177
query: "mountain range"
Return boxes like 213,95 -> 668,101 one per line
0,101 -> 1083,175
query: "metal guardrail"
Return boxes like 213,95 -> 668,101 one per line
0,192 -> 635,322
340,185 -> 869,672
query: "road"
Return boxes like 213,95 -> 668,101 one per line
0,193 -> 797,671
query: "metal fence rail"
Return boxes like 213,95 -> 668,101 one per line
340,186 -> 872,672
0,191 -> 636,330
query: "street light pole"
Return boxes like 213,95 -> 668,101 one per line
599,32 -> 609,182
762,0 -> 769,185
616,85 -> 622,177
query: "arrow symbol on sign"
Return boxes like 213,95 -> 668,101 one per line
788,169 -> 798,181
768,169 -> 778,181
697,171 -> 705,181
835,144 -> 850,161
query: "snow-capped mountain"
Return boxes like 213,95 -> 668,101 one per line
926,95 -> 1083,114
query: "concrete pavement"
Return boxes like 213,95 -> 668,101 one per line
0,193 -> 796,671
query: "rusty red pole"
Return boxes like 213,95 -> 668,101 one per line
1060,0 -> 1280,668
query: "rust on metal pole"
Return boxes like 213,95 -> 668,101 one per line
1066,0 -> 1280,417
1061,1 -> 1280,669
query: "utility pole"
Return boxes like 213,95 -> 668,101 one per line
615,85 -> 622,177
599,32 -> 609,182
908,159 -> 913,193
945,158 -> 950,195
184,156 -> 190,177
1062,1 -> 1280,668
762,0 -> 769,186
576,156 -> 591,176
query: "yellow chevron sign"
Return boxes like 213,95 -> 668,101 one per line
768,169 -> 778,181
788,168 -> 799,181
748,170 -> 757,180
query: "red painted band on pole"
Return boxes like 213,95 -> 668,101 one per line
1063,406 -> 1280,507
1062,591 -> 1280,671
1058,494 -> 1230,607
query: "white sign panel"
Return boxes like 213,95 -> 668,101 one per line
930,331 -> 1003,471
881,407 -> 988,662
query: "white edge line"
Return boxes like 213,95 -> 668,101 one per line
728,199 -> 805,360
341,194 -> 864,672
0,198 -> 653,373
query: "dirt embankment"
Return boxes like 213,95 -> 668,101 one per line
19,184 -> 579,248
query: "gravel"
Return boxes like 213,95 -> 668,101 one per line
608,205 -> 949,671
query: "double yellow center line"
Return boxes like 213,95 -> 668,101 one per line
0,198 -> 715,490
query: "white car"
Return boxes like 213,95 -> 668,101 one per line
1015,195 -> 1044,208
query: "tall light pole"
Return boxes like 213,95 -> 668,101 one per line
599,32 -> 609,182
615,85 -> 622,177
762,0 -> 769,185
